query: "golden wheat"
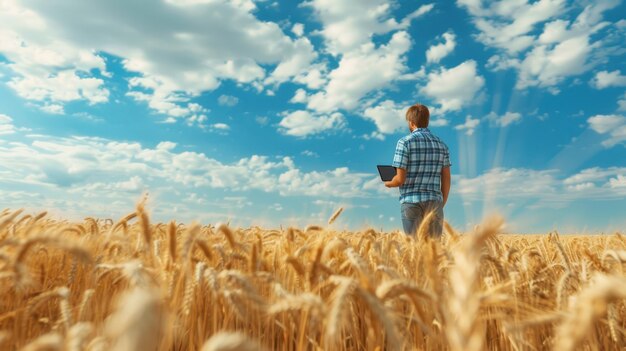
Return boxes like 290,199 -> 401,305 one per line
0,206 -> 624,350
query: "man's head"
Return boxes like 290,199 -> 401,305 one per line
405,104 -> 429,131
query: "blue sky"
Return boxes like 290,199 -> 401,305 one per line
0,0 -> 625,233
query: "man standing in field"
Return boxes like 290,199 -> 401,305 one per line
384,104 -> 451,237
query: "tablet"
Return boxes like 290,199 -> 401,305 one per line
377,165 -> 396,181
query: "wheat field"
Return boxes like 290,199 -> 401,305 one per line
0,204 -> 625,351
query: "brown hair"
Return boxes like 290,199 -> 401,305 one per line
405,104 -> 430,128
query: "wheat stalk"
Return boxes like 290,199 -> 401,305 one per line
328,207 -> 344,225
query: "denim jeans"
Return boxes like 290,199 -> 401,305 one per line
401,200 -> 444,237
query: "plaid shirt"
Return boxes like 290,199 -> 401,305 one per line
392,128 -> 451,204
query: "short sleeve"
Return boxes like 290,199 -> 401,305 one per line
443,144 -> 451,168
392,139 -> 408,170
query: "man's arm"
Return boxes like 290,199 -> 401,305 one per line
385,167 -> 406,188
441,166 -> 451,206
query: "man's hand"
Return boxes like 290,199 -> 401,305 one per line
385,168 -> 406,188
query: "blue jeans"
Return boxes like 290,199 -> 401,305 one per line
401,201 -> 444,237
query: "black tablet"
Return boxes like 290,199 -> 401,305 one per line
377,165 -> 396,181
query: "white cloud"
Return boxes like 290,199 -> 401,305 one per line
566,182 -> 594,191
458,166 -> 626,201
292,23 -> 304,37
459,0 -> 621,91
293,64 -> 328,90
609,175 -> 626,188
2,127 -> 624,223
212,123 -> 230,130
564,167 -> 623,186
362,100 -> 406,134
290,88 -> 308,104
0,131 -> 399,224
7,69 -> 108,105
307,31 -> 412,113
487,111 -> 522,127
420,60 -> 485,112
0,3 -> 109,111
591,70 -> 626,89
459,0 -> 566,53
266,36 -> 318,85
562,167 -> 626,197
218,94 -> 239,107
587,114 -> 624,133
306,0 -> 433,56
0,0 -> 316,124
248,2 -> 433,139
538,19 -> 570,44
587,114 -> 626,147
516,35 -> 593,90
457,168 -> 558,199
281,1 -> 434,136
278,110 -> 345,137
455,115 -> 480,135
301,150 -> 319,158
79,176 -> 144,193
40,103 -> 65,115
429,118 -> 450,127
0,114 -> 16,135
426,31 -> 456,63
0,133 -> 378,201
255,116 -> 269,125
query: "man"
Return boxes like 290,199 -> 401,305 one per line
384,104 -> 451,237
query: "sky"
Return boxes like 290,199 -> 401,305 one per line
0,0 -> 625,233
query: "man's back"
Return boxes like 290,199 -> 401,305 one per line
392,128 -> 451,204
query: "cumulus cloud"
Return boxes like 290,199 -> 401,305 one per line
7,69 -> 109,105
289,1 -> 433,137
426,31 -> 456,63
587,114 -> 626,147
306,0 -> 433,56
362,100 -> 406,135
292,64 -> 328,90
429,118 -> 450,127
218,94 -> 239,107
291,23 -> 304,37
487,111 -> 522,127
0,1 -> 110,111
306,31 -> 412,113
459,0 -> 622,91
420,60 -> 485,112
0,133 -> 377,199
609,174 -> 626,188
301,150 -> 319,158
278,110 -> 346,137
0,131 -> 398,224
290,88 -> 308,104
40,104 -> 65,115
457,166 -> 626,201
2,127 -> 624,224
458,0 -> 566,53
211,123 -> 230,130
0,0 -> 316,124
562,167 -> 626,196
455,115 -> 480,135
591,70 -> 626,89
457,168 -> 558,199
0,114 -> 16,135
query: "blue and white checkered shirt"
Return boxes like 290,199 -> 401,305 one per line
392,128 -> 451,204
